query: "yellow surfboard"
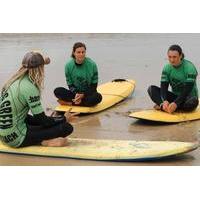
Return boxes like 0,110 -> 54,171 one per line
129,106 -> 200,123
55,79 -> 135,113
0,138 -> 198,161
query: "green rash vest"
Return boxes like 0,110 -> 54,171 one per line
0,75 -> 44,147
161,59 -> 198,97
65,57 -> 98,93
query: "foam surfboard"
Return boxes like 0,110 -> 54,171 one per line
129,106 -> 200,123
0,138 -> 198,161
55,79 -> 135,113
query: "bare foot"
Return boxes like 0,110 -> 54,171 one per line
153,104 -> 161,110
57,99 -> 72,106
41,137 -> 68,147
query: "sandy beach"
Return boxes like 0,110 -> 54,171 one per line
0,33 -> 200,165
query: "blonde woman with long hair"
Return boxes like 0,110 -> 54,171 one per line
0,51 -> 74,147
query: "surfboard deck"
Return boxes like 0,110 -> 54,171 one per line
54,79 -> 135,113
129,106 -> 200,123
0,138 -> 198,161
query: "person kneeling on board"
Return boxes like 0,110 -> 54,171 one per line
148,44 -> 199,114
0,51 -> 76,148
54,42 -> 102,107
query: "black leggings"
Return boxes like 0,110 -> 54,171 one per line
20,115 -> 73,147
54,87 -> 102,107
147,85 -> 199,112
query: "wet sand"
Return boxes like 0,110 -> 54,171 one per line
0,33 -> 200,165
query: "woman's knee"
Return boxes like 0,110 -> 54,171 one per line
54,87 -> 66,97
147,85 -> 157,96
183,97 -> 199,111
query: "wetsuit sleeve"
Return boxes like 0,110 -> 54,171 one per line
65,63 -> 77,93
83,63 -> 98,95
160,82 -> 169,101
174,64 -> 197,106
161,65 -> 170,82
185,65 -> 198,83
91,63 -> 98,84
174,82 -> 194,106
160,65 -> 170,102
65,63 -> 73,86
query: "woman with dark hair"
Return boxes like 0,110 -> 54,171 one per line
148,44 -> 199,113
0,51 -> 75,147
54,42 -> 102,107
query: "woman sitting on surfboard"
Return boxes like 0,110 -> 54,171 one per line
54,42 -> 102,107
148,44 -> 199,114
0,51 -> 75,148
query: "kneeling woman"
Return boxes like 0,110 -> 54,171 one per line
148,44 -> 199,114
54,42 -> 102,107
0,52 -> 74,148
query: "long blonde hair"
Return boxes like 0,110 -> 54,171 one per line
2,65 -> 44,95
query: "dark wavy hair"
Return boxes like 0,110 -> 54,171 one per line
71,42 -> 86,58
168,44 -> 185,60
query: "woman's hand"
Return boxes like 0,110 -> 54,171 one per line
64,108 -> 79,122
73,93 -> 85,105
